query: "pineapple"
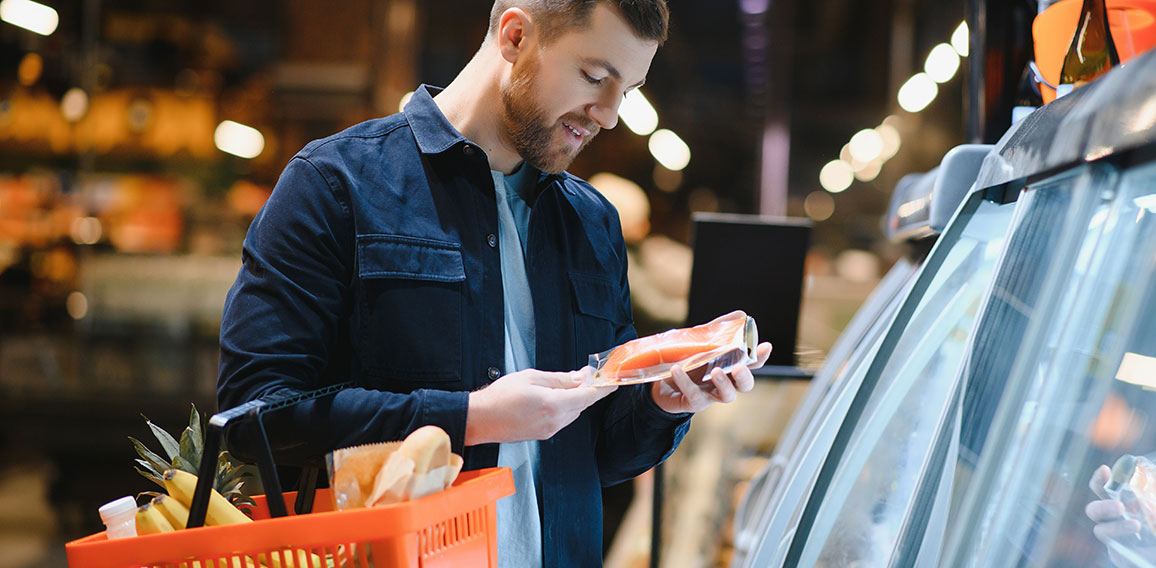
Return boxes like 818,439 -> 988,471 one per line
130,404 -> 255,509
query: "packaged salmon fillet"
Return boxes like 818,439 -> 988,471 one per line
1104,454 -> 1156,546
588,311 -> 758,387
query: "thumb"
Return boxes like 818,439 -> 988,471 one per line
525,369 -> 585,389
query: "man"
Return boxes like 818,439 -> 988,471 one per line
217,1 -> 772,565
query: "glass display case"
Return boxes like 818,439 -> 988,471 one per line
783,189 -> 1016,567
734,144 -> 1000,568
734,41 -> 1156,568
937,157 -> 1156,567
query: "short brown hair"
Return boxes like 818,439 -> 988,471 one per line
488,0 -> 669,45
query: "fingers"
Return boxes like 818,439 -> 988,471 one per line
754,342 -> 773,368
709,367 -> 737,403
524,368 -> 586,389
1090,465 -> 1112,499
1087,498 -> 1127,523
1093,518 -> 1142,543
728,363 -> 756,393
671,364 -> 710,411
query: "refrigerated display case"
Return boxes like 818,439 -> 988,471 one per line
731,144 -> 993,568
735,39 -> 1156,568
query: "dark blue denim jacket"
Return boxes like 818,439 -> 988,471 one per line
218,85 -> 691,565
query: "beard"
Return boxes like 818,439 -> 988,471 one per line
500,52 -> 599,174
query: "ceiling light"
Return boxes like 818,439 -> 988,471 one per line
619,89 -> 659,136
648,129 -> 690,171
0,0 -> 58,36
877,123 -> 901,159
925,43 -> 961,83
952,21 -> 969,57
215,120 -> 265,159
819,160 -> 854,193
804,191 -> 835,221
898,73 -> 939,113
848,129 -> 884,163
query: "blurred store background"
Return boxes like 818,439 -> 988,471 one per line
0,0 -> 983,565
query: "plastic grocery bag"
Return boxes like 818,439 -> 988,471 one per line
588,310 -> 758,387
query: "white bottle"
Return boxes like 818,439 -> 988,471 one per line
98,496 -> 138,539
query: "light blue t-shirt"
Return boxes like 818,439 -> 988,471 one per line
492,166 -> 543,568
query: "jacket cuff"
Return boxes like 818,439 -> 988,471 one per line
415,388 -> 471,455
636,383 -> 693,422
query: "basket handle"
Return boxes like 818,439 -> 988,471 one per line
187,383 -> 349,529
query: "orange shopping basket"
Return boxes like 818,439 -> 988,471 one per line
65,385 -> 515,568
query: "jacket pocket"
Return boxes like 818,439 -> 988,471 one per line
570,270 -> 629,363
358,235 -> 464,382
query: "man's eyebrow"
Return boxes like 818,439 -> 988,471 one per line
582,57 -> 646,89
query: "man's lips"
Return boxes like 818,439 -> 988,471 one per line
562,121 -> 592,138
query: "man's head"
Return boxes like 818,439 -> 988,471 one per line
486,1 -> 669,47
489,0 -> 668,174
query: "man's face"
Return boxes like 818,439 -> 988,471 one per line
500,3 -> 658,174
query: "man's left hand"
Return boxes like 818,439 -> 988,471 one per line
650,342 -> 772,414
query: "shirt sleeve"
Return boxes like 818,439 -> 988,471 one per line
592,207 -> 692,486
217,156 -> 469,465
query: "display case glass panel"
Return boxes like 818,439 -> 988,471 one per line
940,158 -> 1156,567
769,190 -> 1013,567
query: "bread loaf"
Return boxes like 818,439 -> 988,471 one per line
398,425 -> 451,474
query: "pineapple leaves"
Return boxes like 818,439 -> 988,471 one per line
142,414 -> 182,462
133,465 -> 166,490
188,404 -> 204,468
130,437 -> 170,477
132,404 -> 255,507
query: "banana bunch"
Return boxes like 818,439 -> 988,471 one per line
133,469 -> 323,568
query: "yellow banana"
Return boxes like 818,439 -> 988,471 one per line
134,501 -> 175,535
256,550 -> 324,568
162,470 -> 324,567
152,494 -> 190,530
163,469 -> 252,526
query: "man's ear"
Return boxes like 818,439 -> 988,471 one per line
497,8 -> 534,63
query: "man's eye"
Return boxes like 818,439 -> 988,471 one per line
581,71 -> 604,86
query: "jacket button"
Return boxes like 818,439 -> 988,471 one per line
487,233 -> 497,247
487,366 -> 501,380
463,144 -> 475,156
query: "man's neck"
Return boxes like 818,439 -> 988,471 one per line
433,50 -> 524,175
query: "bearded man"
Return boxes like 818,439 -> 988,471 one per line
218,1 -> 770,565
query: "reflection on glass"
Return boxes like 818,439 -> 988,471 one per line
794,197 -> 1015,567
733,259 -> 918,567
942,160 -> 1156,567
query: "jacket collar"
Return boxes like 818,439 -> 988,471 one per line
403,85 -> 468,155
404,84 -> 567,192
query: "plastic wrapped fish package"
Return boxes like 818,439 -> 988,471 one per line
588,310 -> 759,387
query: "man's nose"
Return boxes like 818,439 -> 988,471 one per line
587,91 -> 621,130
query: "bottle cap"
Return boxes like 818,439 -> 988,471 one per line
98,496 -> 138,523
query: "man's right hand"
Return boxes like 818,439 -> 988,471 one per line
1088,464 -> 1143,543
1087,463 -> 1155,567
465,367 -> 617,445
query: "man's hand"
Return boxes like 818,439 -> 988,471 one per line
465,367 -> 616,446
1089,464 -> 1142,544
650,342 -> 772,415
1086,463 -> 1156,567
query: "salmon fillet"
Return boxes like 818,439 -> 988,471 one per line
591,311 -> 757,386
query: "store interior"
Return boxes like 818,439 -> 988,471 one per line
0,0 -> 988,566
